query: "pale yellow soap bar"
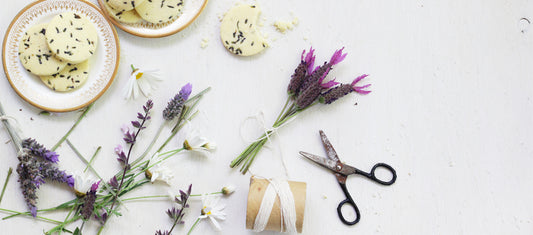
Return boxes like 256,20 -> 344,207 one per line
220,4 -> 267,56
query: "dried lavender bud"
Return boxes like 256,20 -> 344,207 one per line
81,182 -> 100,220
41,166 -> 74,187
144,99 -> 154,114
163,83 -> 192,121
22,138 -> 59,163
16,150 -> 39,217
155,230 -> 170,235
299,48 -> 347,94
166,207 -> 182,220
320,84 -> 353,104
287,62 -> 307,96
17,138 -> 73,217
296,82 -> 321,109
298,63 -> 325,94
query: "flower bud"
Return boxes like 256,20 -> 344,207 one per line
222,185 -> 236,195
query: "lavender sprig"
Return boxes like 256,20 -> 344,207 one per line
156,184 -> 192,235
231,47 -> 371,174
81,181 -> 100,220
163,83 -> 192,121
106,99 -> 153,220
17,138 -> 74,217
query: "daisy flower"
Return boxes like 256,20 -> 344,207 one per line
145,153 -> 174,185
179,122 -> 216,157
123,64 -> 162,100
73,172 -> 99,197
198,194 -> 226,231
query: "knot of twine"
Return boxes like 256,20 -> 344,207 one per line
239,111 -> 297,178
252,177 -> 297,233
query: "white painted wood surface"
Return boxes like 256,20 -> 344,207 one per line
1,0 -> 532,234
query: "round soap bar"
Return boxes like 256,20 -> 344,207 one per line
19,23 -> 67,76
39,60 -> 90,92
135,0 -> 184,24
220,4 -> 268,56
103,0 -> 143,24
46,12 -> 98,64
108,0 -> 146,12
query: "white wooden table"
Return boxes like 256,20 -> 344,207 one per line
1,0 -> 532,234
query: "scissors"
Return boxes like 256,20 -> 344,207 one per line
299,130 -> 397,225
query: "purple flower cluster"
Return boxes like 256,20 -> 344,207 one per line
287,47 -> 371,109
17,138 -> 74,217
156,184 -> 192,235
81,181 -> 100,220
163,83 -> 192,121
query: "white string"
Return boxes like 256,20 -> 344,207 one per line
253,178 -> 297,233
239,111 -> 297,178
0,115 -> 23,135
239,111 -> 297,144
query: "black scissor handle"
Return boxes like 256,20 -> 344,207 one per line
336,183 -> 361,225
359,163 -> 397,185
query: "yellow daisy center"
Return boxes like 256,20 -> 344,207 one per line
136,72 -> 144,80
201,206 -> 212,215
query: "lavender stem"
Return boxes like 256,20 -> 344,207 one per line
51,103 -> 92,151
0,167 -> 13,204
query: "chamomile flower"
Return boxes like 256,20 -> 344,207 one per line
198,195 -> 226,231
145,153 -> 173,185
123,64 -> 162,100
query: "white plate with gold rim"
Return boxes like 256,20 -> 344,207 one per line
2,0 -> 119,112
97,0 -> 208,38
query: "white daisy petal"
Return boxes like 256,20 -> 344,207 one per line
73,172 -> 98,196
209,216 -> 222,231
123,67 -> 162,100
198,194 -> 226,231
146,154 -> 173,185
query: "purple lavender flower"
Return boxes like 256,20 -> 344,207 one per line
155,230 -> 170,235
163,83 -> 192,121
288,48 -> 316,96
299,47 -> 347,94
157,184 -> 192,234
22,138 -> 60,163
81,181 -> 100,220
320,75 -> 372,104
17,138 -> 73,217
321,77 -> 339,89
351,74 -> 372,94
318,47 -> 347,85
296,82 -> 321,109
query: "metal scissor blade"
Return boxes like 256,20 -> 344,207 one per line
299,151 -> 339,172
319,130 -> 340,162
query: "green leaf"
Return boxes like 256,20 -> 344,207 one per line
73,227 -> 81,235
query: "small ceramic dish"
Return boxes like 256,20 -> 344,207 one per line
97,0 -> 208,38
2,0 -> 120,112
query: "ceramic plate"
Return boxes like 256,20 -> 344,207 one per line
2,0 -> 119,112
97,0 -> 208,38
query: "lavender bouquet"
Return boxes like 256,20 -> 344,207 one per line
230,47 -> 371,174
0,83 -> 218,234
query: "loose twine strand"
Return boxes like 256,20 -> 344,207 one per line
0,115 -> 23,135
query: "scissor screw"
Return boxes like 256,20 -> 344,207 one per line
336,165 -> 342,171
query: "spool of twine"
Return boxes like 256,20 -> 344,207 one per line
246,176 -> 307,233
